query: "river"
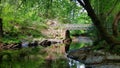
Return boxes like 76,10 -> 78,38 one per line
0,36 -> 93,68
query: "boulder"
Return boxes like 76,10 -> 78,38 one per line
67,47 -> 120,68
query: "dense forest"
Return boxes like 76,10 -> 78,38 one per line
0,0 -> 120,68
0,0 -> 119,52
0,0 -> 91,43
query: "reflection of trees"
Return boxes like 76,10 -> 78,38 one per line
63,30 -> 72,53
0,18 -> 3,38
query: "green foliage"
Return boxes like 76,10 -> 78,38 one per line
0,47 -> 40,60
0,0 -> 92,43
2,37 -> 20,44
89,0 -> 120,53
70,42 -> 86,50
71,30 -> 85,36
52,59 -> 69,68
0,46 -> 69,68
91,0 -> 120,33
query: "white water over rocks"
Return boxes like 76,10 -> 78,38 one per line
68,58 -> 85,68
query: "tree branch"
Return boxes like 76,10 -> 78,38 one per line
106,0 -> 118,16
77,0 -> 85,7
112,11 -> 120,37
77,0 -> 120,45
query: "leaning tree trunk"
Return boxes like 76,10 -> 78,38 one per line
0,18 -> 3,38
112,11 -> 120,37
77,0 -> 120,46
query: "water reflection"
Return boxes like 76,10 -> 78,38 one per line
63,30 -> 72,53
65,35 -> 93,68
0,35 -> 92,68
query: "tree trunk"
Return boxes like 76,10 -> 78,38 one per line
0,18 -> 3,38
77,0 -> 120,46
112,11 -> 120,37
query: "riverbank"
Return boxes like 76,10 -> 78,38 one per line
67,46 -> 120,68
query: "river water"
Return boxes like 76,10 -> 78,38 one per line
67,36 -> 92,68
68,58 -> 85,68
0,36 -> 92,68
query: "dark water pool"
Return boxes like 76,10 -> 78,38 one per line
0,36 -> 92,68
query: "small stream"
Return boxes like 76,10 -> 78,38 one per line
68,58 -> 85,68
67,36 -> 93,68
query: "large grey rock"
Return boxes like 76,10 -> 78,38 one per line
67,47 -> 120,68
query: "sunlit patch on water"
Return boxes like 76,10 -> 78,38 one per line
68,58 -> 85,68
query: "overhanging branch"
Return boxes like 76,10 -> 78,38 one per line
77,0 -> 120,45
106,0 -> 118,16
77,0 -> 85,7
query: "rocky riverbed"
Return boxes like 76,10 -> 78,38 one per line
67,47 -> 120,68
